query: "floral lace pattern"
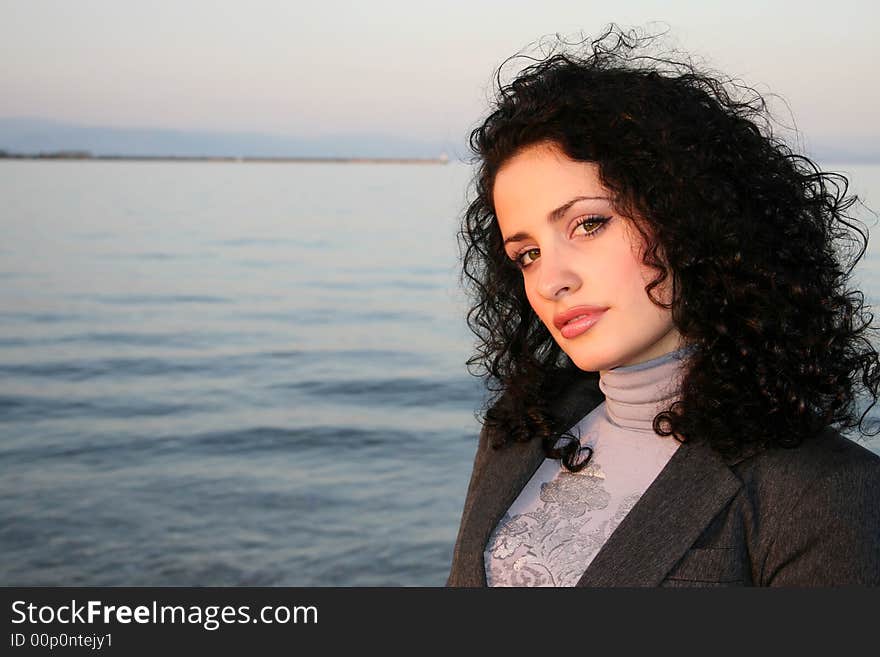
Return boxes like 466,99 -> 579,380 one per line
485,459 -> 641,587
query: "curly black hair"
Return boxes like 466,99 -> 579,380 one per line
457,24 -> 880,473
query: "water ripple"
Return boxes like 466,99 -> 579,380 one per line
273,376 -> 482,406
0,393 -> 205,422
89,294 -> 232,305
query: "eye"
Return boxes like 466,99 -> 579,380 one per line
573,214 -> 611,237
513,247 -> 540,269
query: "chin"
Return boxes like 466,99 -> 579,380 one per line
563,348 -> 618,373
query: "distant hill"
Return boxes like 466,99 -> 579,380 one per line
1,117 -> 877,164
0,117 -> 470,161
804,136 -> 880,164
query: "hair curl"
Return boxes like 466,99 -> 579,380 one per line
457,24 -> 880,473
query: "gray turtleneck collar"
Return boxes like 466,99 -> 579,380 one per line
598,344 -> 696,432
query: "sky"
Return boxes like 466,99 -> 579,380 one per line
1,0 -> 878,152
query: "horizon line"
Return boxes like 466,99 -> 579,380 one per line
0,150 -> 451,165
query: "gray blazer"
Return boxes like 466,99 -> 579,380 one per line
447,372 -> 880,586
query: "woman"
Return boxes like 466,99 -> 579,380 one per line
447,26 -> 880,586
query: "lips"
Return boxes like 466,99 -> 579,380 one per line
553,305 -> 608,331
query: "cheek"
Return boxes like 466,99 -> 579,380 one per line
602,253 -> 645,304
609,244 -> 667,307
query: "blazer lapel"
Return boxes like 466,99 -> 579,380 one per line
459,370 -> 605,586
459,428 -> 547,586
575,438 -> 743,586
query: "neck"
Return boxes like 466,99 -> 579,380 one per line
597,344 -> 696,432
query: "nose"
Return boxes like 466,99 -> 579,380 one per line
534,246 -> 581,300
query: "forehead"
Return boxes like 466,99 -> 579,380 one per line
492,143 -> 606,218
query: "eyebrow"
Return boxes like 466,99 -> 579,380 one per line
502,195 -> 611,247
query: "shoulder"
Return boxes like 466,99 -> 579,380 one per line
732,428 -> 880,585
733,426 -> 880,493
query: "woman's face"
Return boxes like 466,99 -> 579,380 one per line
493,141 -> 683,374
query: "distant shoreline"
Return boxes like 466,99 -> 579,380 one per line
0,151 -> 449,165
